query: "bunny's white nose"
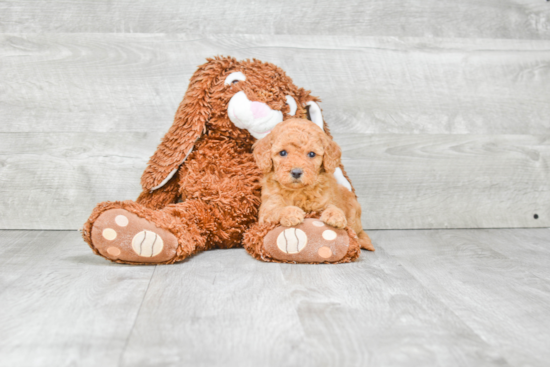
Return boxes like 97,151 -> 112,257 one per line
227,91 -> 283,139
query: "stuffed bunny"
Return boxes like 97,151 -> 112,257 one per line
82,56 -> 370,264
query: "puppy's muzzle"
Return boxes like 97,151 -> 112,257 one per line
291,168 -> 303,179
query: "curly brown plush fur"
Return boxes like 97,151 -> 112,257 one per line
82,56 -> 359,264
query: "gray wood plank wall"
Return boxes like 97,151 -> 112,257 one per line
2,0 -> 550,39
1,2 -> 549,230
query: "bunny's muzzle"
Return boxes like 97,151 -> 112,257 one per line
227,91 -> 284,139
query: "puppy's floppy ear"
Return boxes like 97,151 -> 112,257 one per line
141,56 -> 236,191
253,134 -> 273,173
322,135 -> 342,174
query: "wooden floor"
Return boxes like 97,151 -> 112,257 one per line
0,229 -> 549,367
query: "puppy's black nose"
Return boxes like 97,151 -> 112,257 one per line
291,168 -> 303,179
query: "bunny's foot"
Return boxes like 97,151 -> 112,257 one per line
243,218 -> 360,264
89,208 -> 179,264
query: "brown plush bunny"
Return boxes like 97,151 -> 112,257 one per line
82,56 -> 364,264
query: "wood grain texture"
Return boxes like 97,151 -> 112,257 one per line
337,133 -> 550,229
0,230 -> 156,367
121,244 -> 504,367
1,0 -> 549,39
4,229 -> 550,366
2,34 -> 550,135
276,250 -> 507,367
0,230 -> 49,292
1,132 -> 547,230
0,132 -> 158,230
379,228 -> 550,367
462,229 -> 550,281
121,249 -> 308,367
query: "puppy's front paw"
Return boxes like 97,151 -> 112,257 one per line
321,206 -> 347,229
280,206 -> 306,227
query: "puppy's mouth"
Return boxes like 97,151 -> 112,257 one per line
282,178 -> 308,189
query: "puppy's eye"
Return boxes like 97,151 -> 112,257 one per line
308,152 -> 316,158
232,80 -> 239,85
279,150 -> 287,157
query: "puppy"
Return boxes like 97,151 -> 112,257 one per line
253,118 -> 374,251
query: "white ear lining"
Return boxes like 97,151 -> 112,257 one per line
306,101 -> 324,131
150,168 -> 179,192
304,102 -> 351,191
334,167 -> 352,191
150,141 -> 197,192
286,95 -> 297,116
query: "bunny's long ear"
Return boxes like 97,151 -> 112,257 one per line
304,98 -> 333,138
305,101 -> 325,132
141,57 -> 234,191
304,97 -> 354,192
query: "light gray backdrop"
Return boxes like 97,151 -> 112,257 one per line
1,0 -> 549,230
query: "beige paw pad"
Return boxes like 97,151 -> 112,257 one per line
102,228 -> 117,240
318,246 -> 333,258
277,228 -> 307,254
107,247 -> 121,257
92,208 -> 179,263
132,230 -> 164,257
115,215 -> 129,227
322,230 -> 337,241
312,221 -> 325,227
263,219 -> 351,263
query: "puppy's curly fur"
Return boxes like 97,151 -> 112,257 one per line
254,118 -> 374,251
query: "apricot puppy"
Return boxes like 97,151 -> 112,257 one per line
253,118 -> 374,251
